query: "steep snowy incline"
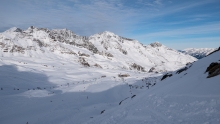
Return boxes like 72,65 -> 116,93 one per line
0,27 -> 196,72
85,50 -> 220,124
180,48 -> 216,59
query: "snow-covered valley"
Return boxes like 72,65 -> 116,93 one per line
0,27 -> 219,124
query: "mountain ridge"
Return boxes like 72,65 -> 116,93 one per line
0,26 -> 196,72
180,48 -> 216,59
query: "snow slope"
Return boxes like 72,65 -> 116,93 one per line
0,53 -> 160,124
180,48 -> 216,59
84,49 -> 220,124
0,49 -> 219,124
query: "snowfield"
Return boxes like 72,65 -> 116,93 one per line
84,51 -> 220,124
0,27 -> 219,124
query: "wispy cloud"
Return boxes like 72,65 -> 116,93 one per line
0,0 -> 219,49
137,22 -> 220,38
163,37 -> 220,50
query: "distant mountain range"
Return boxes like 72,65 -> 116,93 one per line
0,26 -> 196,73
179,48 -> 216,59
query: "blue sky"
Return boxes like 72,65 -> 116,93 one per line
0,0 -> 219,49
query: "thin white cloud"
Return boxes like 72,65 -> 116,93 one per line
154,0 -> 163,5
164,37 -> 220,50
138,22 -> 220,38
0,0 -> 220,41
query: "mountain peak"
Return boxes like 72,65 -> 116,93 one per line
5,27 -> 22,33
150,42 -> 163,47
99,31 -> 116,36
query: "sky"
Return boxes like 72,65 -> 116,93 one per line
0,0 -> 220,50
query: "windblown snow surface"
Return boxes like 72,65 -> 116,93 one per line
0,27 -> 219,124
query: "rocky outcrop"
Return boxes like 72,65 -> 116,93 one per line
119,48 -> 127,55
118,74 -> 130,77
94,63 -> 102,68
149,67 -> 156,73
49,29 -> 99,54
78,51 -> 90,57
150,42 -> 162,47
205,62 -> 220,78
131,63 -> 145,72
78,57 -> 90,67
176,67 -> 188,74
161,73 -> 172,81
10,45 -> 25,54
33,38 -> 49,47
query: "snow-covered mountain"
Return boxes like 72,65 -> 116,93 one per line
0,27 -> 219,124
0,27 -> 196,73
180,48 -> 216,59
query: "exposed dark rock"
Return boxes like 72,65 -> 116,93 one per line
100,110 -> 105,114
205,62 -> 220,78
78,57 -> 90,67
205,62 -> 218,73
176,67 -> 188,74
49,29 -> 99,54
119,36 -> 134,41
161,73 -> 173,81
148,67 -> 156,73
26,46 -> 37,51
14,28 -> 22,32
186,62 -> 192,65
10,45 -> 25,54
33,38 -> 47,47
78,51 -> 90,57
94,63 -> 102,68
119,97 -> 129,105
105,52 -> 114,57
118,74 -> 130,77
61,51 -> 76,55
38,28 -> 50,33
0,42 -> 6,48
131,63 -> 145,72
131,95 -> 136,99
119,48 -> 127,55
81,41 -> 99,54
150,42 -> 162,47
99,51 -> 114,57
30,26 -> 34,29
